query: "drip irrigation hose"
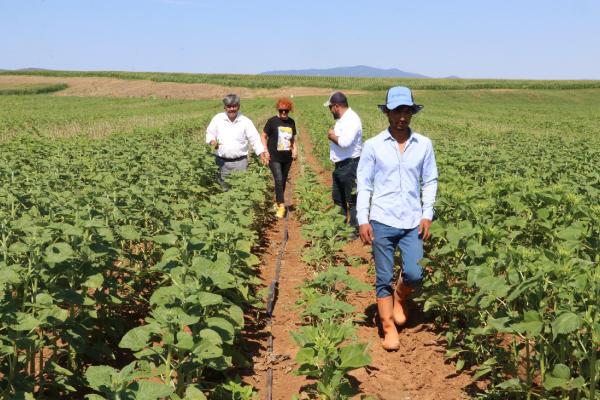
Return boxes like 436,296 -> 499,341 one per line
264,205 -> 290,400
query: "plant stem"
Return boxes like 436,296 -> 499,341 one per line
165,345 -> 173,387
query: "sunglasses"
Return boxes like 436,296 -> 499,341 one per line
278,109 -> 290,113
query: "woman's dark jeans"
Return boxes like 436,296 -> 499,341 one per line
269,160 -> 292,204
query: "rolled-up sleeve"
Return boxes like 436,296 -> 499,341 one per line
421,140 -> 438,220
356,141 -> 375,225
245,120 -> 265,155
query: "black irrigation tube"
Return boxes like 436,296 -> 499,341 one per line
264,208 -> 290,400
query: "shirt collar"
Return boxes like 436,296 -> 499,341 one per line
384,128 -> 417,144
222,112 -> 242,123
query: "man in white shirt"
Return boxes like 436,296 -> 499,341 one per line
324,92 -> 363,235
206,94 -> 267,188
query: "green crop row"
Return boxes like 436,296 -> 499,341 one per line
291,151 -> 372,400
296,89 -> 600,399
0,118 -> 273,399
0,83 -> 68,96
3,70 -> 600,91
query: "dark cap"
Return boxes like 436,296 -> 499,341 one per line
323,91 -> 348,107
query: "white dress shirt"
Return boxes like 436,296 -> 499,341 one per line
357,129 -> 438,229
205,112 -> 264,159
329,107 -> 362,163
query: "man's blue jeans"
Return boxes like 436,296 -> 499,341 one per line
371,220 -> 423,298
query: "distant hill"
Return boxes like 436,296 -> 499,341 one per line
261,65 -> 429,78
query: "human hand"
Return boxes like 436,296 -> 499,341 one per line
260,152 -> 270,165
291,148 -> 297,160
327,129 -> 337,142
359,223 -> 374,245
209,140 -> 218,149
418,219 -> 432,241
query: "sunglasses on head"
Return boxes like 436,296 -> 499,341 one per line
278,109 -> 290,113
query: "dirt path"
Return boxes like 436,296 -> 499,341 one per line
298,124 -> 472,397
243,122 -> 471,399
341,240 -> 472,400
241,158 -> 312,399
0,75 -> 364,100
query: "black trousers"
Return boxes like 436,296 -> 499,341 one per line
269,160 -> 292,204
332,157 -> 359,229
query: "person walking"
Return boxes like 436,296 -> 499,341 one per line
356,86 -> 438,351
206,93 -> 267,189
324,92 -> 363,236
261,97 -> 297,218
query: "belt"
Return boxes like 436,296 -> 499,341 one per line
217,155 -> 247,162
334,157 -> 359,168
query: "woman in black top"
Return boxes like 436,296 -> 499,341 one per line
261,97 -> 297,218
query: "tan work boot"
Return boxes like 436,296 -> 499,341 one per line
376,296 -> 400,351
393,279 -> 413,326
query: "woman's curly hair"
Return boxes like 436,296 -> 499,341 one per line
276,97 -> 294,112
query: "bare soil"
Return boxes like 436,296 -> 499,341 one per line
342,239 -> 472,400
240,159 -> 313,399
243,125 -> 472,399
0,75 -> 364,100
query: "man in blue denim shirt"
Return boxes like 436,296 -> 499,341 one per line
357,86 -> 438,351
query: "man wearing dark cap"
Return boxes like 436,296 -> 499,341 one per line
324,92 -> 363,236
356,86 -> 438,351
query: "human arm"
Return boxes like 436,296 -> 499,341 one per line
327,128 -> 339,145
419,140 -> 439,240
290,120 -> 298,160
290,137 -> 297,160
205,115 -> 219,149
333,116 -> 362,148
418,219 -> 432,241
356,142 -> 375,244
260,131 -> 270,164
359,223 -> 374,245
245,119 -> 267,163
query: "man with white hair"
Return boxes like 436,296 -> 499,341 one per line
206,93 -> 267,188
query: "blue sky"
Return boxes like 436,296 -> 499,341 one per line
1,0 -> 599,79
